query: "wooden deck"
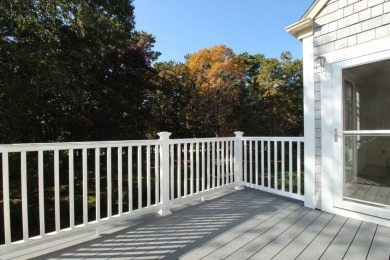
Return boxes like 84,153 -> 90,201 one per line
35,189 -> 389,260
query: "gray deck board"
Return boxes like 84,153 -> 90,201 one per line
249,209 -> 322,259
204,203 -> 302,260
178,199 -> 292,259
226,206 -> 310,259
343,221 -> 376,260
273,212 -> 334,260
296,214 -> 348,260
366,225 -> 390,260
320,218 -> 361,260
31,188 -> 390,260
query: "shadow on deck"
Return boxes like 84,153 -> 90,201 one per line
35,189 -> 389,260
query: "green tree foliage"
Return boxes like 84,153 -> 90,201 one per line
239,51 -> 303,136
0,0 -> 160,143
151,49 -> 303,138
144,61 -> 192,138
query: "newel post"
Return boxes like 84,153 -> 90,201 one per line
158,132 -> 172,216
234,131 -> 244,190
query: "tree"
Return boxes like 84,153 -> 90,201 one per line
238,52 -> 303,136
144,61 -> 192,138
185,45 -> 245,137
0,0 -> 160,143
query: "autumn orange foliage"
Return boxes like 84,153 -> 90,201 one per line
185,45 -> 245,136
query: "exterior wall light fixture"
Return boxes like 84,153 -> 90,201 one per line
314,56 -> 326,69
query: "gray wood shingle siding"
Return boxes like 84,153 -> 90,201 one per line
314,0 -> 390,56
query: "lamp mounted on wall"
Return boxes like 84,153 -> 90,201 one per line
314,56 -> 326,69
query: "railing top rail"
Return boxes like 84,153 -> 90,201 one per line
0,139 -> 161,153
0,135 -> 305,153
168,137 -> 236,144
240,136 -> 304,141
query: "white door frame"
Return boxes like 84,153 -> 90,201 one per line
332,60 -> 390,219
320,36 -> 390,224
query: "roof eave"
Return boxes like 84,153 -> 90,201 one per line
285,18 -> 313,40
285,0 -> 329,40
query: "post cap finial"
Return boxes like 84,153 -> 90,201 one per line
234,131 -> 244,137
157,132 -> 172,139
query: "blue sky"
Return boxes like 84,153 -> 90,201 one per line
133,0 -> 314,62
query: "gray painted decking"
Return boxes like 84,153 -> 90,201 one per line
37,189 -> 389,260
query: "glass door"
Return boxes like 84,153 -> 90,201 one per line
340,60 -> 390,213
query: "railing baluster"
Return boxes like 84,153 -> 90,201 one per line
196,142 -> 200,193
227,142 -> 230,183
212,142 -> 215,189
38,150 -> 45,237
107,147 -> 112,218
170,144 -> 174,199
82,148 -> 88,224
21,152 -> 29,241
184,144 -> 188,196
2,152 -> 11,245
155,145 -> 159,204
54,150 -> 60,232
216,141 -> 220,187
221,141 -> 227,185
147,145 -> 151,207
177,144 -> 181,198
255,141 -> 258,186
281,141 -> 285,192
202,142 -> 205,191
69,149 -> 75,228
190,143 -> 194,195
230,141 -> 234,183
261,141 -> 265,187
207,142 -> 210,190
95,148 -> 100,222
267,141 -> 271,188
225,141 -> 228,184
226,142 -> 230,183
274,141 -> 278,190
128,146 -> 133,212
289,141 -> 293,193
221,141 -> 225,186
249,141 -> 253,186
297,141 -> 301,195
118,147 -> 123,215
244,140 -> 247,184
137,146 -> 142,210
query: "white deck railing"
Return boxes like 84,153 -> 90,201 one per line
240,136 -> 304,201
0,132 -> 303,255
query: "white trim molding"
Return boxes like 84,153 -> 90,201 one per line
286,0 -> 329,40
285,18 -> 313,40
302,35 -> 316,209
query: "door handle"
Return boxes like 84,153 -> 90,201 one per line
334,128 -> 338,142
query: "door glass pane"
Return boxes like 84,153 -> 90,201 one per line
344,135 -> 390,207
342,59 -> 390,208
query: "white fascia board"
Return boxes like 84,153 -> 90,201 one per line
286,0 -> 329,40
302,0 -> 329,20
285,18 -> 313,40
